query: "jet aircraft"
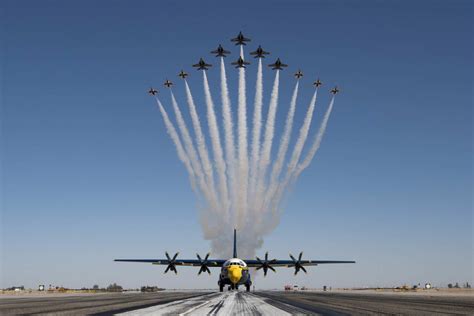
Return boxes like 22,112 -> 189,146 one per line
269,58 -> 288,70
331,86 -> 340,94
231,31 -> 251,45
294,70 -> 304,79
231,56 -> 251,69
115,229 -> 355,292
148,87 -> 158,96
192,58 -> 212,70
211,44 -> 231,57
178,70 -> 188,79
313,79 -> 322,87
250,45 -> 270,58
164,80 -> 173,88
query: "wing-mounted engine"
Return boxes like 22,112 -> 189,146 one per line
196,253 -> 211,275
256,252 -> 277,276
164,252 -> 179,274
289,252 -> 308,275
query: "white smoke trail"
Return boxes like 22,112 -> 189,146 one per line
202,71 -> 230,217
270,88 -> 319,208
237,45 -> 249,227
169,91 -> 218,210
183,81 -> 217,203
264,81 -> 299,209
254,70 -> 280,212
219,57 -> 237,220
294,95 -> 336,179
153,97 -> 197,192
249,58 -> 263,210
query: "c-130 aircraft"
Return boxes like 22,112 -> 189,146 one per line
115,230 -> 355,292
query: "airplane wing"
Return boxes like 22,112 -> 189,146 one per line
243,259 -> 355,267
115,258 -> 226,267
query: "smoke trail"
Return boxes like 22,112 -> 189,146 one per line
202,71 -> 230,216
220,57 -> 237,220
249,58 -> 263,210
153,97 -> 197,192
254,70 -> 280,212
169,91 -> 218,210
264,81 -> 299,208
270,88 -> 319,208
237,45 -> 249,226
294,95 -> 336,179
183,81 -> 217,203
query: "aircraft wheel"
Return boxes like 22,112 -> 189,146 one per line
219,284 -> 224,292
246,284 -> 250,292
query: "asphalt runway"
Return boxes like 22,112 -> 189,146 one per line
1,290 -> 473,315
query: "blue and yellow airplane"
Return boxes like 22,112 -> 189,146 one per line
115,230 -> 355,292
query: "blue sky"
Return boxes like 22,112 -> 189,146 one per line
1,0 -> 472,289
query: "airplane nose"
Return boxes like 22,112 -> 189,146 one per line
227,266 -> 242,284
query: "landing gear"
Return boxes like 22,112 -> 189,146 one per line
219,282 -> 224,292
246,284 -> 250,292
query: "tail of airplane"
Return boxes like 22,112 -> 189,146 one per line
233,229 -> 237,258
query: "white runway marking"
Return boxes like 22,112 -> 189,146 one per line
118,292 -> 290,315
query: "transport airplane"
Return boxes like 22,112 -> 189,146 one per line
115,230 -> 355,292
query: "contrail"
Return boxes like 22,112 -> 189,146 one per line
255,70 -> 280,212
169,90 -> 218,210
153,97 -> 197,193
202,71 -> 230,216
220,57 -> 237,220
249,58 -> 263,210
264,81 -> 299,209
237,45 -> 249,226
294,95 -> 336,179
183,81 -> 217,203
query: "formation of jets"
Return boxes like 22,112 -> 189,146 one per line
148,31 -> 340,98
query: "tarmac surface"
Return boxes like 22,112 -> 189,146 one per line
1,290 -> 473,315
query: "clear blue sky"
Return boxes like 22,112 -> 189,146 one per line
2,0 -> 472,289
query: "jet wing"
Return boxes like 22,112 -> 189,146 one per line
115,258 -> 226,267
243,259 -> 355,267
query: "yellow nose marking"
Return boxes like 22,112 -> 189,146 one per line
227,265 -> 242,284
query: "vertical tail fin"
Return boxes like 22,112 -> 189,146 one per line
233,229 -> 237,258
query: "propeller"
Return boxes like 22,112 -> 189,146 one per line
256,252 -> 277,277
164,252 -> 179,274
196,253 -> 211,275
289,252 -> 307,275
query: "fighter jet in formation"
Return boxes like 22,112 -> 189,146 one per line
294,70 -> 303,79
313,79 -> 322,87
192,58 -> 212,70
250,45 -> 270,58
116,229 -> 355,292
231,56 -> 251,69
164,80 -> 173,88
269,58 -> 288,70
148,87 -> 158,96
211,44 -> 231,57
178,70 -> 188,79
331,86 -> 340,94
231,31 -> 251,45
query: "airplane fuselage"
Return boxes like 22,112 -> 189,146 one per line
218,258 -> 252,291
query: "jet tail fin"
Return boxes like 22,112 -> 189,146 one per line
233,229 -> 237,258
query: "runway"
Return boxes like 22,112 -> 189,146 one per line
1,290 -> 473,315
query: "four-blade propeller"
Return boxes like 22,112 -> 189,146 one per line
164,252 -> 179,274
196,253 -> 212,275
256,252 -> 277,277
289,252 -> 308,275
